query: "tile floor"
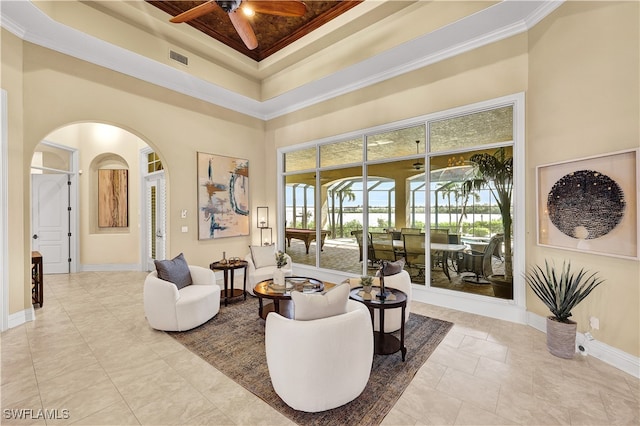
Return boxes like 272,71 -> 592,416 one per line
1,271 -> 638,425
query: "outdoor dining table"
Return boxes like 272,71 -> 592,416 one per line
392,240 -> 467,280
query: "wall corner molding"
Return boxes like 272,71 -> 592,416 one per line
8,307 -> 35,329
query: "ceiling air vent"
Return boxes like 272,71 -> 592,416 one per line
169,50 -> 188,66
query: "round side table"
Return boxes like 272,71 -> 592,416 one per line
349,286 -> 407,361
210,260 -> 248,306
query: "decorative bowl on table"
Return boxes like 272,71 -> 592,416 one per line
269,277 -> 324,293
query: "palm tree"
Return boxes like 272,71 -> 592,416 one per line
328,184 -> 356,237
462,147 -> 513,281
438,181 -> 481,236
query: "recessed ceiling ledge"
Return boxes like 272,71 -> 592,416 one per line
0,0 -> 563,121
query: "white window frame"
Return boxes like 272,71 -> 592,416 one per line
278,93 -> 526,324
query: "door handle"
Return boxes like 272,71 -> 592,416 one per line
32,234 -> 38,240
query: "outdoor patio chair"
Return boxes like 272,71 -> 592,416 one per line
429,228 -> 450,271
370,232 -> 397,264
459,233 -> 504,283
351,230 -> 376,267
402,233 -> 426,282
400,227 -> 422,235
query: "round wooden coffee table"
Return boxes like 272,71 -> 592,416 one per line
253,277 -> 331,319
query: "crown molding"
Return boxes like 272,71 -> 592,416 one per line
1,1 -> 563,120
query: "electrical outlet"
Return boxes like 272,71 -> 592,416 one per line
589,316 -> 600,330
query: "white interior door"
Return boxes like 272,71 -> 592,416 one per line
145,175 -> 166,270
31,174 -> 70,274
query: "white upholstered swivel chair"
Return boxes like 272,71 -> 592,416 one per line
143,265 -> 221,331
265,299 -> 373,412
245,245 -> 293,295
374,269 -> 412,333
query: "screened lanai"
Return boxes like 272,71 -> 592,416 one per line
282,103 -> 515,299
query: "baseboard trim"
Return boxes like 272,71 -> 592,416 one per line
8,306 -> 35,329
527,312 -> 640,379
307,264 -> 640,379
80,263 -> 141,272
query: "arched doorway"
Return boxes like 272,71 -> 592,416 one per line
30,122 -> 166,273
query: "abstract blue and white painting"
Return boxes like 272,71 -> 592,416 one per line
198,152 -> 249,239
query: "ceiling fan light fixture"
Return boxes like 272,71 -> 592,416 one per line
242,5 -> 255,17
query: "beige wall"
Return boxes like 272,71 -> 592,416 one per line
526,1 -> 639,356
20,42 -> 266,267
2,2 -> 638,358
1,29 -> 28,314
3,40 -> 265,318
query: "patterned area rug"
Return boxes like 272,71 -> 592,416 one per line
168,297 -> 452,425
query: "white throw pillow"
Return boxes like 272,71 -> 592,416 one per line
250,245 -> 277,269
291,283 -> 350,321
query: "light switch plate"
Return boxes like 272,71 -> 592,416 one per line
181,209 -> 187,219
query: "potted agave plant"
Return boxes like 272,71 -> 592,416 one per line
525,260 -> 605,359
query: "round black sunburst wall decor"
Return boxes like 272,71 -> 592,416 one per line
547,169 -> 626,240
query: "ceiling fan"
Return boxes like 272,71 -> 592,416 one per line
169,0 -> 307,50
412,140 -> 424,170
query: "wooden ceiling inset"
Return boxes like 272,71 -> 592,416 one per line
147,1 -> 363,61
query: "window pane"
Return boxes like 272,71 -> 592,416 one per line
284,147 -> 316,172
32,144 -> 72,172
146,151 -> 163,173
284,174 -> 316,267
320,138 -> 362,167
408,174 -> 426,229
367,125 -> 426,161
429,147 -> 513,297
320,173 -> 364,274
429,106 -> 513,152
285,174 -> 315,229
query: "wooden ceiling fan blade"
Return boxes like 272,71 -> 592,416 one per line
246,1 -> 307,17
170,1 -> 219,23
229,11 -> 258,50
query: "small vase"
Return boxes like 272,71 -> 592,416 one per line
273,268 -> 285,287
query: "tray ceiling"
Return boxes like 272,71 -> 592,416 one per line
146,1 -> 363,61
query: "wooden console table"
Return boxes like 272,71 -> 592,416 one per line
31,251 -> 43,307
